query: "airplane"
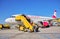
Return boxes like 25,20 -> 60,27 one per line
5,10 -> 57,26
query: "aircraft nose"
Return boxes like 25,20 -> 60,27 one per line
5,18 -> 10,23
5,18 -> 21,24
5,18 -> 15,23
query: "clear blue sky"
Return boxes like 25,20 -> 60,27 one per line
0,0 -> 60,24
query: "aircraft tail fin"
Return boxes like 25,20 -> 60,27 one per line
52,10 -> 57,18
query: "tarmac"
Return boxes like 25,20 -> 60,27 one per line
0,26 -> 60,39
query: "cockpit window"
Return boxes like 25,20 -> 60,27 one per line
11,16 -> 15,18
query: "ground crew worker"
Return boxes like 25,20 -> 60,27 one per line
32,22 -> 39,32
49,20 -> 53,26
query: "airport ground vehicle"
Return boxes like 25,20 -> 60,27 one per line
15,15 -> 39,32
48,18 -> 60,26
0,24 -> 10,29
3,24 -> 10,29
0,24 -> 3,29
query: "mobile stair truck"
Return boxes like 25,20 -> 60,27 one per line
15,15 -> 39,32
